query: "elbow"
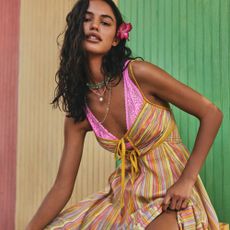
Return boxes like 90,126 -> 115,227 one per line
213,105 -> 223,124
53,180 -> 74,196
51,183 -> 73,202
202,104 -> 223,125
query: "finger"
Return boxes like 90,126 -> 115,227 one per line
175,198 -> 183,210
163,201 -> 170,211
169,196 -> 179,210
181,199 -> 189,209
162,195 -> 171,211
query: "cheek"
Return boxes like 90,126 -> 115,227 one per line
104,28 -> 117,42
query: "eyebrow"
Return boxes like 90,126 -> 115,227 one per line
86,11 -> 114,22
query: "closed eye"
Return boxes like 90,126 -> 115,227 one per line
101,22 -> 111,26
84,18 -> 91,22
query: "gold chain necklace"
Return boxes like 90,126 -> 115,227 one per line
99,86 -> 112,124
85,86 -> 112,124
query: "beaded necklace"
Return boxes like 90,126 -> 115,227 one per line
86,76 -> 112,90
86,75 -> 112,123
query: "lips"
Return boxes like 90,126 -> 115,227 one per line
86,32 -> 102,42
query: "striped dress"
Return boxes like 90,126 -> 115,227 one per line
45,59 -> 219,229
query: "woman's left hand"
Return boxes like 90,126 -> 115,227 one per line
162,177 -> 194,211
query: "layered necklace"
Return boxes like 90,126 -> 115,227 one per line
86,77 -> 111,102
86,76 -> 112,124
86,76 -> 112,102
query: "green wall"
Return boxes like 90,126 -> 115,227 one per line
118,0 -> 230,223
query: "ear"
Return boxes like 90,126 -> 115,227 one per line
112,36 -> 120,47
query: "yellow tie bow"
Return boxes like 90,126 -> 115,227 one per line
115,136 -> 141,212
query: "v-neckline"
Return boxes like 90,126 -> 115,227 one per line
85,59 -> 171,142
86,70 -> 131,141
87,100 -> 148,142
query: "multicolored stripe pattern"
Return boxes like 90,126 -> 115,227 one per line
45,61 -> 219,229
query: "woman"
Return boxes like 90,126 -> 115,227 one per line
27,0 -> 223,229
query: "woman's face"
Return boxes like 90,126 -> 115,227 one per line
82,0 -> 119,56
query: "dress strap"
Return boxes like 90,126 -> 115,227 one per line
128,60 -> 155,105
128,60 -> 171,111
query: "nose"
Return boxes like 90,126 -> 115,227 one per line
90,19 -> 99,31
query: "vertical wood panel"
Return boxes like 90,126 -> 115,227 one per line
119,0 -> 229,224
220,0 -> 230,222
16,1 -> 116,228
0,0 -> 20,228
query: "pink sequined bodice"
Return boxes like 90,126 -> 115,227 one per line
85,60 -> 144,140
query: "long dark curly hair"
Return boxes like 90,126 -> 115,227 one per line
51,0 -> 143,123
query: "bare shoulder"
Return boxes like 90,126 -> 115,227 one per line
130,59 -> 167,91
129,59 -> 222,119
128,59 -> 171,107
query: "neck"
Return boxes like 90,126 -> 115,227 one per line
88,55 -> 104,83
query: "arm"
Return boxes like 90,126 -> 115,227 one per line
26,116 -> 91,229
132,60 -> 223,210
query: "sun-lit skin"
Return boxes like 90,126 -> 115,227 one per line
82,0 -> 119,82
83,1 -> 118,54
25,1 -> 223,229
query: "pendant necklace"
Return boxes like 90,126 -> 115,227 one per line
85,86 -> 112,124
89,86 -> 107,102
85,74 -> 113,123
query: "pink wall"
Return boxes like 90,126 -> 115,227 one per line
0,0 -> 20,228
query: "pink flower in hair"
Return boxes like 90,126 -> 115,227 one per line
117,22 -> 132,40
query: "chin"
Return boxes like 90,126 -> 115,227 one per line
83,46 -> 110,56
